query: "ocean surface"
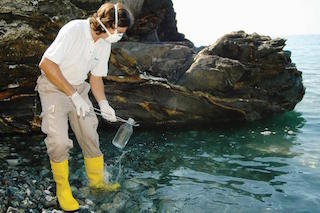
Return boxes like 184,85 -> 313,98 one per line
1,35 -> 319,212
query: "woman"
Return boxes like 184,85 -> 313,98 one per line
37,2 -> 133,211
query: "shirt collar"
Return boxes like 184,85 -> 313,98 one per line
85,18 -> 94,41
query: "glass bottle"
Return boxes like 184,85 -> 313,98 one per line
112,118 -> 135,149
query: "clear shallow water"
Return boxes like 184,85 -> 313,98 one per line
1,35 -> 320,212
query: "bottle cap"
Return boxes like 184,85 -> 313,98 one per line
127,118 -> 135,125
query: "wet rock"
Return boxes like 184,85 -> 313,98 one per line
44,196 -> 57,208
178,55 -> 247,93
21,197 -> 34,209
10,200 -> 20,208
25,188 -> 31,196
78,206 -> 92,213
0,145 -> 9,159
6,206 -> 19,213
78,187 -> 90,200
123,179 -> 142,191
147,187 -> 156,196
178,31 -> 305,121
43,210 -> 63,213
70,168 -> 87,184
109,42 -> 195,83
0,188 -> 5,195
39,168 -> 50,178
85,198 -> 94,206
8,186 -> 19,196
6,159 -> 22,167
15,192 -> 25,202
35,189 -> 42,198
100,192 -> 130,212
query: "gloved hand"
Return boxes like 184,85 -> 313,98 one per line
99,100 -> 117,122
70,92 -> 91,117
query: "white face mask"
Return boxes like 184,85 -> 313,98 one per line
96,4 -> 123,43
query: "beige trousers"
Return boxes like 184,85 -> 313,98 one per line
36,75 -> 102,162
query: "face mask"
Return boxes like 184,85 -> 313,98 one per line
96,4 -> 123,43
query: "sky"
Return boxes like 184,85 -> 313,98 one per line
172,0 -> 320,46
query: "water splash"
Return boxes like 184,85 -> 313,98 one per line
104,150 -> 129,183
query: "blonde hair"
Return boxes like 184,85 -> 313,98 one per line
90,2 -> 134,35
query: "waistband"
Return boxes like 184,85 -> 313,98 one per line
39,74 -> 88,88
36,74 -> 90,93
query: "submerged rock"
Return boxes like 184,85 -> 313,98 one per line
100,191 -> 131,212
0,1 -> 304,134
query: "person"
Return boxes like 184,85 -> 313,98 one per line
36,2 -> 133,211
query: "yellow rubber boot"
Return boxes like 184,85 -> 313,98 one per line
84,155 -> 120,192
50,160 -> 79,211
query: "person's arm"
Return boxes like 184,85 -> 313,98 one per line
90,74 -> 116,122
39,57 -> 91,117
89,74 -> 107,103
39,57 -> 75,96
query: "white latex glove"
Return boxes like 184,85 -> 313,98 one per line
70,92 -> 91,117
99,100 -> 117,122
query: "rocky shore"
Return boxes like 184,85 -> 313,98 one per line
1,135 -> 161,212
0,0 -> 305,133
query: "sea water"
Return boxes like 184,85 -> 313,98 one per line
0,35 -> 319,212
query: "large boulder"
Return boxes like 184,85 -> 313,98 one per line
0,1 -> 304,134
178,31 -> 305,120
109,42 -> 195,83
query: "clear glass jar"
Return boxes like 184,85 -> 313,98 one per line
112,118 -> 135,149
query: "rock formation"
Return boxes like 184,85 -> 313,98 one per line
0,0 -> 305,134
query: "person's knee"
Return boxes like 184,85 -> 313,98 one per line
45,136 -> 73,162
83,136 -> 102,158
